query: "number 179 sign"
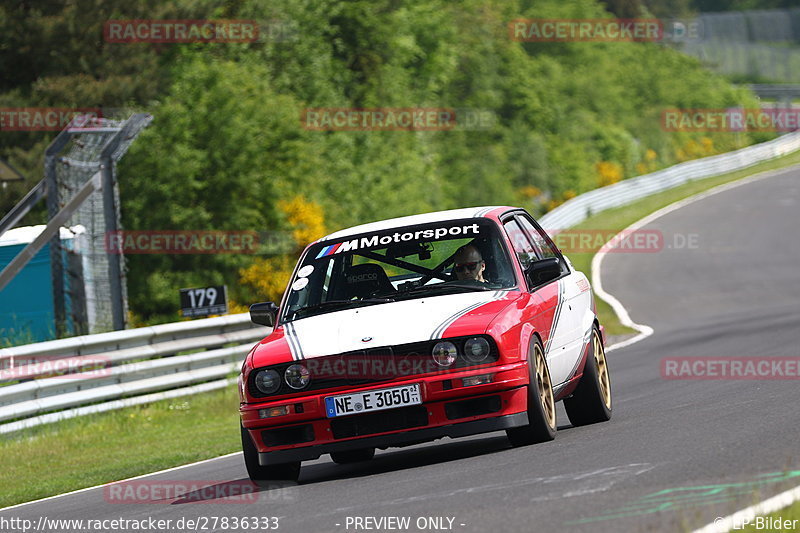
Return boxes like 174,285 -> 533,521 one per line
179,285 -> 228,317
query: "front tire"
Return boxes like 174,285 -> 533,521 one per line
564,326 -> 612,426
507,337 -> 557,446
241,423 -> 301,485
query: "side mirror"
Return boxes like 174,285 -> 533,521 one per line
526,257 -> 562,287
249,302 -> 278,327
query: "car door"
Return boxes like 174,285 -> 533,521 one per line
515,213 -> 591,386
501,216 -> 572,386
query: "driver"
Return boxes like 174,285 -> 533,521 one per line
453,244 -> 487,282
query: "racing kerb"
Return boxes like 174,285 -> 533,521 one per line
2,131 -> 799,434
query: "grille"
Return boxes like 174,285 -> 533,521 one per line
330,406 -> 429,439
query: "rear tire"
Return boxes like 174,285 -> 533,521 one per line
564,326 -> 612,427
241,423 -> 300,485
330,448 -> 376,464
506,337 -> 557,446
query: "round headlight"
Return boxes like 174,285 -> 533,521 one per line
285,364 -> 311,389
464,337 -> 491,363
432,341 -> 457,367
254,369 -> 281,395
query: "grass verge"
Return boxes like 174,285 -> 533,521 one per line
2,148 -> 800,509
741,500 -> 800,532
0,385 -> 241,509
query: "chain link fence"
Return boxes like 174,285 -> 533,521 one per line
677,9 -> 800,83
46,114 -> 152,335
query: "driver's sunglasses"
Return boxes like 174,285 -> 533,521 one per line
454,261 -> 482,273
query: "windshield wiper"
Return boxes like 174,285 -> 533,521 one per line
398,282 -> 492,296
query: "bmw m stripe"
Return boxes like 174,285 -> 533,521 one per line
316,242 -> 343,259
284,321 -> 305,360
429,291 -> 505,340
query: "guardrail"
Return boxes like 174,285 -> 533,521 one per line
0,314 -> 269,433
538,131 -> 800,230
3,131 -> 800,434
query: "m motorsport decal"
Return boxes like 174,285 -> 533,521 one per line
315,223 -> 482,259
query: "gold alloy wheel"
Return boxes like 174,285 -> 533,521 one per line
534,343 -> 556,429
593,330 -> 612,410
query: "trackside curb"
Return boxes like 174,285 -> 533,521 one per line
591,164 -> 800,532
594,164 -> 799,353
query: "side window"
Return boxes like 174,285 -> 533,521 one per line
517,215 -> 559,260
503,219 -> 537,270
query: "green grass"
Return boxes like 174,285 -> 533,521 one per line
562,148 -> 800,336
740,501 -> 800,532
2,148 -> 800,510
0,385 -> 241,508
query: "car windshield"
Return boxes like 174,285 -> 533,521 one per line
283,218 -> 517,321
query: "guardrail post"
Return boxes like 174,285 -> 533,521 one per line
44,129 -> 73,337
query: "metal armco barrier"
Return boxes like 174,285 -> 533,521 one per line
538,131 -> 800,230
0,313 -> 269,433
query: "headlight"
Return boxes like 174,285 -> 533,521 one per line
464,337 -> 490,363
285,364 -> 310,389
432,341 -> 457,367
254,369 -> 281,394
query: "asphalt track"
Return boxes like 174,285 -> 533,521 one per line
3,165 -> 800,533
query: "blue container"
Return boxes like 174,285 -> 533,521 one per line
0,237 -> 75,344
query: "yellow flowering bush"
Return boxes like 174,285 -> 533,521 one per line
518,185 -> 542,200
237,196 -> 327,304
596,161 -> 623,187
636,149 -> 659,175
676,137 -> 715,162
278,196 -> 327,247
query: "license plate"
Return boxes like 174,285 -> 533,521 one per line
325,383 -> 421,418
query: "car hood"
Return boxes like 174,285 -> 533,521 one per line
257,289 -> 519,363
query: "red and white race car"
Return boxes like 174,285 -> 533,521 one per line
239,206 -> 612,483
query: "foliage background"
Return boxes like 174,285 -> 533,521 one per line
0,0 -> 773,323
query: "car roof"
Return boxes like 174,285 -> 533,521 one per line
318,206 -> 517,242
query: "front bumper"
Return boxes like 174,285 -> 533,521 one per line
241,361 -> 529,464
259,411 -> 528,464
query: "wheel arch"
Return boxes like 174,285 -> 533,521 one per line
518,322 -> 544,362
